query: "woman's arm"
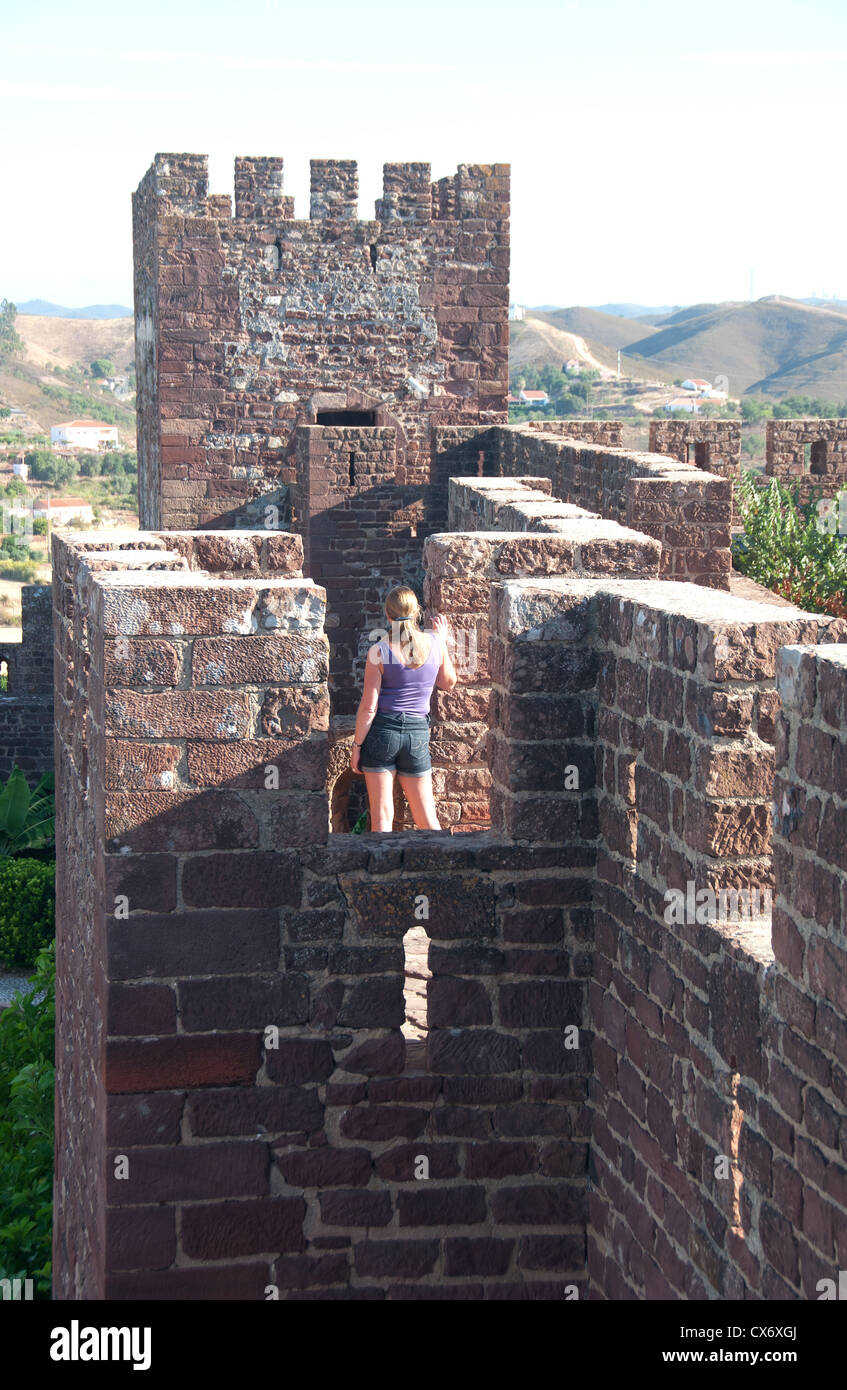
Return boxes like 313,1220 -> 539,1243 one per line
350,644 -> 383,772
431,615 -> 458,692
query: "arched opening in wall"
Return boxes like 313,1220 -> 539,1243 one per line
809,439 -> 829,474
330,767 -> 371,832
402,923 -> 430,1072
328,752 -> 412,834
0,660 -> 7,693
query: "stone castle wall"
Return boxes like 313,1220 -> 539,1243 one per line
766,419 -> 847,504
496,427 -> 733,589
52,522 -> 847,1300
648,419 -> 742,487
0,584 -> 54,784
50,149 -> 846,1303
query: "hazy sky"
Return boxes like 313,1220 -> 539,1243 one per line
2,0 -> 846,310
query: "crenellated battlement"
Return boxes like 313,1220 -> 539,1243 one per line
136,152 -> 510,227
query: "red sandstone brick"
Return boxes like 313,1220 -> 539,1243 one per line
108,909 -> 279,979
107,1140 -> 268,1205
274,1147 -> 372,1188
105,1265 -> 270,1300
106,1033 -> 262,1093
105,1205 -> 176,1272
182,1196 -> 306,1259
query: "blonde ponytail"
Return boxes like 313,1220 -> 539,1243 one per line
384,586 -> 430,668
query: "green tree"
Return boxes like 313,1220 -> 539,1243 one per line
24,452 -> 76,489
3,477 -> 28,499
90,358 -> 114,379
559,392 -> 589,416
1,534 -> 35,563
741,397 -> 773,422
24,451 -> 56,482
0,300 -> 22,361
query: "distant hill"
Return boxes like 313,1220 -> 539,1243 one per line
513,296 -> 847,399
533,307 -> 659,355
509,310 -> 676,386
589,303 -> 681,320
618,296 -> 847,397
16,299 -> 133,320
0,314 -> 135,443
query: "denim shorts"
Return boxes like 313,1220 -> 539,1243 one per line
359,711 -> 432,776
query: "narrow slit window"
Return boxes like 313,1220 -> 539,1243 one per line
402,924 -> 430,1073
316,410 -> 377,426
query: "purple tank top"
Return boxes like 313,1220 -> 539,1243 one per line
376,632 -> 442,715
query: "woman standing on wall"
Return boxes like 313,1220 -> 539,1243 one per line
350,586 -> 457,831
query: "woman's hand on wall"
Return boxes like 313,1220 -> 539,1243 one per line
431,613 -> 451,644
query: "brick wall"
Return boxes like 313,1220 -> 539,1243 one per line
521,419 -> 623,447
496,427 -> 733,589
53,529 -> 595,1299
422,479 -> 660,832
293,424 -> 424,718
767,419 -> 847,500
133,154 -> 509,531
767,645 -> 847,1293
649,419 -> 742,487
583,582 -> 846,1298
52,524 -> 847,1301
0,585 -> 55,784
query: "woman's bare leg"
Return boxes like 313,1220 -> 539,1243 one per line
398,772 -> 441,830
363,769 -> 396,831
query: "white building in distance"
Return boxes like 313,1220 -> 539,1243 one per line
50,419 -> 119,449
32,496 -> 94,524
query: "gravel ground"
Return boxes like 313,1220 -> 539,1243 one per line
0,970 -> 34,1009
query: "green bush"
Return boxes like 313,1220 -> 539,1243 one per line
0,768 -> 55,858
0,858 -> 55,968
0,535 -> 36,563
0,940 -> 55,1297
0,560 -> 40,582
733,472 -> 847,616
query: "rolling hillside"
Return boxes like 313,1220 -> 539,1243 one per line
0,314 -> 136,443
510,311 -> 676,387
16,299 -> 133,319
512,296 -> 847,400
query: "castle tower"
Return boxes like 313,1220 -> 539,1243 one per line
131,153 -> 510,534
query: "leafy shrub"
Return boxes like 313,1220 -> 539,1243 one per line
24,452 -> 77,488
0,534 -> 36,563
733,472 -> 847,616
0,769 -> 55,858
0,858 -> 55,968
0,560 -> 41,582
0,940 -> 55,1297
